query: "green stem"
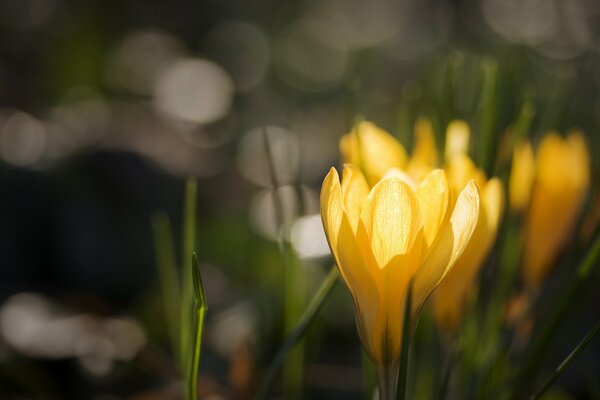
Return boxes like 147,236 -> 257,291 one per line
377,362 -> 399,400
530,318 -> 600,400
256,267 -> 339,400
396,281 -> 413,400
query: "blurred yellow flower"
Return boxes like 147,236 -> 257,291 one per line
432,122 -> 505,332
521,131 -> 590,289
509,140 -> 536,212
339,120 -> 407,186
406,118 -> 439,181
444,120 -> 471,161
320,165 -> 480,369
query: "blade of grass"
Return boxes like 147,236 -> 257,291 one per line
188,253 -> 208,400
256,266 -> 339,400
396,280 -> 413,400
181,178 -> 198,381
512,234 -> 600,398
151,212 -> 181,365
530,318 -> 600,400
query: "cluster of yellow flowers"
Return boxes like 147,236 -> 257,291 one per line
320,118 -> 591,376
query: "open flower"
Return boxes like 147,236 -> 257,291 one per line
320,165 -> 479,378
519,131 -> 590,289
338,119 -> 504,332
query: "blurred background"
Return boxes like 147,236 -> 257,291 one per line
0,0 -> 599,399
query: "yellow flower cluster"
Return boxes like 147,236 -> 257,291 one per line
321,119 -> 504,368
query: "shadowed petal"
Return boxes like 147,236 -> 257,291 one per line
341,164 -> 370,232
412,180 -> 480,315
416,169 -> 450,247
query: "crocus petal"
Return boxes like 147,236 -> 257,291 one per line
340,121 -> 408,186
444,120 -> 470,161
335,212 -> 382,362
432,178 -> 503,330
416,169 -> 450,247
358,177 -> 423,269
408,118 -> 438,181
412,180 -> 480,316
341,164 -> 370,232
320,167 -> 343,255
320,167 -> 381,359
445,153 -> 487,202
381,167 -> 417,189
509,140 -> 535,212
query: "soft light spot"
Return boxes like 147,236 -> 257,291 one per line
154,58 -> 234,126
291,214 -> 331,259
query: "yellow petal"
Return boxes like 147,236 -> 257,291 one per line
358,177 -> 423,269
509,140 -> 535,212
412,180 -> 480,316
408,118 -> 438,181
415,169 -> 450,247
432,178 -> 504,331
320,167 -> 382,360
381,167 -> 417,189
340,121 -> 408,186
335,211 -> 382,362
445,153 -> 487,200
320,167 -> 343,255
341,164 -> 370,232
444,120 -> 470,161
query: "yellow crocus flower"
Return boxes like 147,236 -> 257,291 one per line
339,121 -> 408,186
509,140 -> 536,212
444,120 -> 471,161
521,131 -> 590,289
320,165 -> 480,375
407,118 -> 439,181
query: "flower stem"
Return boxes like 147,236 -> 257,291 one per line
377,363 -> 399,400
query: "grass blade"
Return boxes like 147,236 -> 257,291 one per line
530,318 -> 600,400
188,253 -> 208,400
256,266 -> 339,400
181,178 -> 198,395
150,212 -> 181,364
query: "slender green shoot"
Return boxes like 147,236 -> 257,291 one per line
181,178 -> 198,376
188,253 -> 208,400
397,280 -> 413,400
256,266 -> 339,400
150,212 -> 181,364
530,318 -> 600,400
